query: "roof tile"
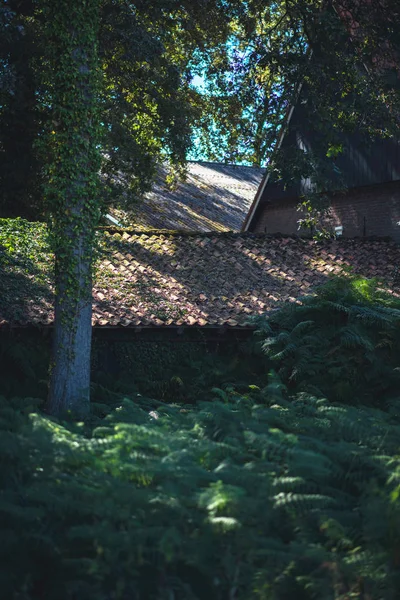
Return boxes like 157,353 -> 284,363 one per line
110,162 -> 264,232
2,225 -> 400,329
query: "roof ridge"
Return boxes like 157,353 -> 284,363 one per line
98,226 -> 398,243
186,160 -> 265,170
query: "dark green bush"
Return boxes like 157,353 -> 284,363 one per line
1,388 -> 400,599
0,332 -> 50,399
92,337 -> 267,403
0,331 -> 266,403
2,275 -> 400,598
256,276 -> 400,405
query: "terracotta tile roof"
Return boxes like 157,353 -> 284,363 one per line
1,225 -> 399,329
111,162 -> 265,232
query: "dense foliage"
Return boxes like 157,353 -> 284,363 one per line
2,1 -> 400,217
1,276 -> 400,598
1,385 -> 400,599
193,0 -> 400,168
256,276 -> 400,405
0,0 -> 237,218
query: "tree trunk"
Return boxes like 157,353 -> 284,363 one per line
48,239 -> 93,418
43,0 -> 101,417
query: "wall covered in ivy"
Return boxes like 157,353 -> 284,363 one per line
0,329 -> 266,403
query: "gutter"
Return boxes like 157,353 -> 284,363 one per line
105,213 -> 123,227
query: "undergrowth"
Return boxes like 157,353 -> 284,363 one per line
1,275 -> 400,598
255,276 -> 400,405
1,387 -> 400,599
0,333 -> 267,403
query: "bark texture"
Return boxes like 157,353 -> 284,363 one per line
48,247 -> 93,417
44,0 -> 101,417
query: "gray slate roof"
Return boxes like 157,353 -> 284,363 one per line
114,161 -> 264,232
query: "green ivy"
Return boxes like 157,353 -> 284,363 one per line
41,0 -> 102,303
0,217 -> 50,268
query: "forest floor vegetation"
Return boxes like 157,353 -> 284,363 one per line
1,276 -> 400,599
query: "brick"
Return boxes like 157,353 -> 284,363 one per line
255,181 -> 400,242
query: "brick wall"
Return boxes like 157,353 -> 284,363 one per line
254,181 -> 400,241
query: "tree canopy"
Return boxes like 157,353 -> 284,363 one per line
2,0 -> 400,414
1,0 -> 399,217
0,0 -> 238,218
193,0 -> 400,168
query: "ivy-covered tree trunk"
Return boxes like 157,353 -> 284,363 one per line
43,0 -> 101,417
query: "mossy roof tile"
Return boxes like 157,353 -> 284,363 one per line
1,221 -> 400,328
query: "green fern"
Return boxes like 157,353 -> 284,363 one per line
1,390 -> 400,599
256,276 -> 400,405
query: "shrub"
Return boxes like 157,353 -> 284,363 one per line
1,388 -> 400,599
255,276 -> 400,405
